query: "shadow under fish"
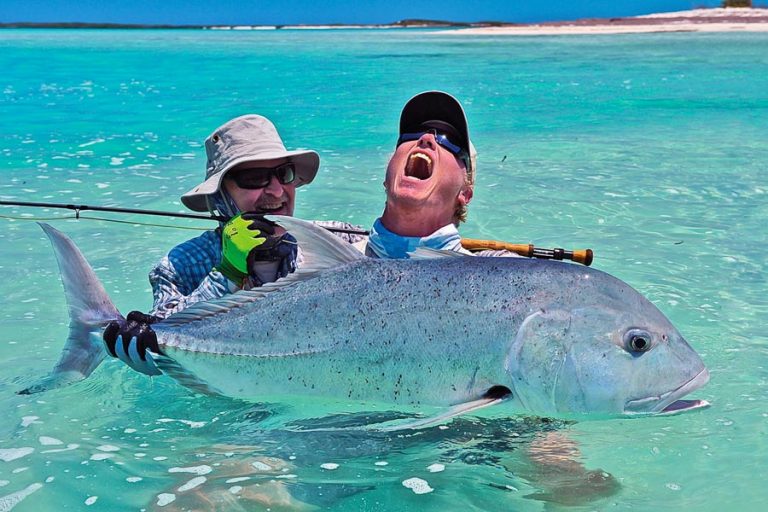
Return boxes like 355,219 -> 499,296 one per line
183,409 -> 619,508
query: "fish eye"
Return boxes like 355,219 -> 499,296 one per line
625,329 -> 653,353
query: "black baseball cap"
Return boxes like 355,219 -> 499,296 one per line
399,91 -> 470,155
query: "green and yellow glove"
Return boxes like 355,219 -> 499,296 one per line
217,213 -> 271,284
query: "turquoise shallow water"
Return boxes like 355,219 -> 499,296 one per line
1,28 -> 767,510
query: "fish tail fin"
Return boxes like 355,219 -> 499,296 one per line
18,223 -> 122,395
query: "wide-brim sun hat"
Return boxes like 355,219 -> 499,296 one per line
398,91 -> 475,177
181,114 -> 320,212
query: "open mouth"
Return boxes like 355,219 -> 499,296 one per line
657,399 -> 709,415
404,153 -> 433,180
254,202 -> 287,214
625,368 -> 710,416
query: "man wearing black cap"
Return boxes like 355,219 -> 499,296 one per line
363,91 -> 480,259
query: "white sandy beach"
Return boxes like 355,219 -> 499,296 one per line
439,7 -> 768,35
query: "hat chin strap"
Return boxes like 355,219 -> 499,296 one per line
207,190 -> 240,222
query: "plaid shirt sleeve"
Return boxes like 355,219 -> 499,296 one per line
148,230 -> 236,319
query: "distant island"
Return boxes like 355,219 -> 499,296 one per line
0,19 -> 511,30
2,6 -> 768,34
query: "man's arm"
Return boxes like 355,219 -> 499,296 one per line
149,259 -> 235,319
102,230 -> 231,375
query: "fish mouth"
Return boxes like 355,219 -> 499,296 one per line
404,152 -> 433,180
624,368 -> 710,415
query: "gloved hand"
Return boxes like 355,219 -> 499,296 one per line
217,213 -> 283,283
103,311 -> 163,376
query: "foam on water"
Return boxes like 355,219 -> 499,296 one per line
168,465 -> 212,476
0,449 -> 33,463
156,493 -> 175,507
402,477 -> 434,495
177,476 -> 206,492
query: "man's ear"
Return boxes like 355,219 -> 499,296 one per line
458,185 -> 473,206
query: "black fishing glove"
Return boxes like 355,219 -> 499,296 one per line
103,311 -> 163,376
242,214 -> 295,264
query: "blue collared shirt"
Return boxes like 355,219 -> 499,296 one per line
365,218 -> 472,259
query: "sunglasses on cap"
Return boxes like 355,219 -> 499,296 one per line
227,162 -> 296,190
397,129 -> 470,170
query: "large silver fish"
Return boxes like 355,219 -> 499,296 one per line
26,217 -> 709,423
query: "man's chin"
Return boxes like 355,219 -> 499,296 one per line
390,180 -> 432,202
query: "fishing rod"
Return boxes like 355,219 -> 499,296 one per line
460,239 -> 593,266
0,200 -> 368,235
0,199 -> 229,222
1,200 -> 594,265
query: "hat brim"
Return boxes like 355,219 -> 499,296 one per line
180,149 -> 319,212
399,91 -> 470,155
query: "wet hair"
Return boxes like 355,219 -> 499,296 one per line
454,164 -> 474,225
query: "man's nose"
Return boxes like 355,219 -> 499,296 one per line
417,132 -> 437,150
263,174 -> 284,195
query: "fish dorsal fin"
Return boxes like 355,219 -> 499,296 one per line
408,247 -> 469,260
162,217 -> 366,328
266,215 -> 366,271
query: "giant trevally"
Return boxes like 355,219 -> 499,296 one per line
24,217 -> 709,424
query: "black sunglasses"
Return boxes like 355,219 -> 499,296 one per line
227,163 -> 296,190
396,129 -> 470,170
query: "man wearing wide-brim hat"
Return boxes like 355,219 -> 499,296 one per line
103,114 -> 364,375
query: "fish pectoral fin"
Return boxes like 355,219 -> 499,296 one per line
374,387 -> 512,432
265,215 -> 366,271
